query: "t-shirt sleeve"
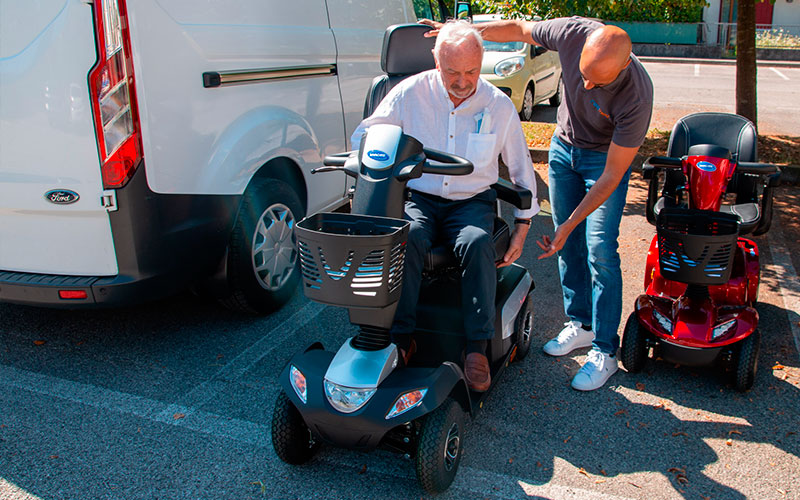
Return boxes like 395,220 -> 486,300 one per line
611,99 -> 653,149
529,17 -> 594,52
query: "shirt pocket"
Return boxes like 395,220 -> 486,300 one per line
466,133 -> 497,171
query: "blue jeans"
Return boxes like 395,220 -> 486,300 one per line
548,135 -> 631,355
391,189 -> 497,342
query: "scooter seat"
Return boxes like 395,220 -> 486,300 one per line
653,197 -> 761,235
423,217 -> 510,272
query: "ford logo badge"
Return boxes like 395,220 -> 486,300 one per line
367,149 -> 390,162
45,189 -> 80,205
696,161 -> 717,172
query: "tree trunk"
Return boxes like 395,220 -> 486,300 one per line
736,0 -> 757,129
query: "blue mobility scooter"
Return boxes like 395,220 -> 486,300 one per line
270,24 -> 536,493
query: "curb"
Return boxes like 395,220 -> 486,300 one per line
529,148 -> 800,186
637,56 -> 800,68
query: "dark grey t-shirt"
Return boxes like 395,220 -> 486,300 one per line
530,17 -> 653,152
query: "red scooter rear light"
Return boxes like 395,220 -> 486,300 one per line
88,0 -> 143,189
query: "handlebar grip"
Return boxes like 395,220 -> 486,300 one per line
645,156 -> 683,168
323,151 -> 355,167
736,161 -> 779,175
421,147 -> 474,176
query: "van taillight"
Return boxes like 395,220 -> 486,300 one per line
88,0 -> 142,189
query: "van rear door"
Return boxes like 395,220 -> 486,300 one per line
0,0 -> 118,276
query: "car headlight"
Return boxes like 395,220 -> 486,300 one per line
494,56 -> 525,77
652,309 -> 673,333
289,365 -> 307,404
712,319 -> 737,340
324,380 -> 376,414
385,389 -> 428,420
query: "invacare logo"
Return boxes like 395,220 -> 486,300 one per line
696,161 -> 717,172
367,150 -> 390,162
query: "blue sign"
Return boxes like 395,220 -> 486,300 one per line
696,161 -> 717,172
367,150 -> 390,162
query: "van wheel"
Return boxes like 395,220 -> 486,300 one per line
549,76 -> 562,107
513,292 -> 534,362
416,398 -> 465,494
221,178 -> 304,314
519,84 -> 535,122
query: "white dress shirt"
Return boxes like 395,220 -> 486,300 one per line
351,69 -> 540,219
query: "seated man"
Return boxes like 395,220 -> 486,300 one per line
351,21 -> 539,392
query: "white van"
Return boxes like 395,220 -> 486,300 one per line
0,0 -> 457,313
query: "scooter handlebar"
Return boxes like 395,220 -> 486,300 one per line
422,147 -> 474,176
645,156 -> 684,169
322,151 -> 355,167
736,161 -> 779,176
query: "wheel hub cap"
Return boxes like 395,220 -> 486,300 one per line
444,422 -> 460,471
252,203 -> 297,291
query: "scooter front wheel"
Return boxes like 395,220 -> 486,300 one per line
621,312 -> 649,373
733,329 -> 761,392
271,391 -> 320,464
415,398 -> 465,493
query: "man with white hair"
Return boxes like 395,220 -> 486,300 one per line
351,21 -> 539,392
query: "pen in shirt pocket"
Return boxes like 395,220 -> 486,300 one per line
478,107 -> 491,134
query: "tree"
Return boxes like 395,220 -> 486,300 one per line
736,0 -> 757,128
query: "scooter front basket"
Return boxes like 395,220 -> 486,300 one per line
296,212 -> 409,308
656,208 -> 739,285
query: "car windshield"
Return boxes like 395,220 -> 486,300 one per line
482,40 -> 525,52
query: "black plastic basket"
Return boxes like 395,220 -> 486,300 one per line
656,208 -> 740,285
296,212 -> 409,308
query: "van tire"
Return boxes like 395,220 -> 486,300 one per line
220,178 -> 304,314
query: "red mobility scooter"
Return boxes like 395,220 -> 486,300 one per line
621,112 -> 781,391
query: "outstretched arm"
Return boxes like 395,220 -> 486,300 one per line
536,142 -> 639,259
419,18 -> 538,45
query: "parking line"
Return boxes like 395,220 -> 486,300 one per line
769,67 -> 790,80
764,216 -> 800,359
0,363 -> 273,449
181,300 -> 326,408
694,64 -> 700,77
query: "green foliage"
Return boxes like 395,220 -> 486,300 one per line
473,0 -> 709,23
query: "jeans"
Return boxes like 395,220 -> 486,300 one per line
548,135 -> 631,354
391,189 -> 497,342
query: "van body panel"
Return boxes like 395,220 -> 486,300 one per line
0,0 -> 118,276
126,0 -> 347,214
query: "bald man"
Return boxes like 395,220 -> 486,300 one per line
423,17 -> 653,391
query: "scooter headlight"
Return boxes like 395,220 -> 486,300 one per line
712,319 -> 737,340
386,389 -> 428,420
494,56 -> 525,77
652,309 -> 673,333
324,380 -> 376,414
289,365 -> 307,404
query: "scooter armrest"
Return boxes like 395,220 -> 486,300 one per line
491,178 -> 532,210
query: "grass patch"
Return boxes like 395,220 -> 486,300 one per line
522,122 -> 800,165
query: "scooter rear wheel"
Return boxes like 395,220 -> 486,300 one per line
512,292 -> 534,362
415,398 -> 465,493
733,329 -> 761,392
271,391 -> 320,464
621,313 -> 649,373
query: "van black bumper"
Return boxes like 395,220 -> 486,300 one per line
0,163 -> 240,309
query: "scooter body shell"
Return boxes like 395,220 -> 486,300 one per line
280,262 -> 533,451
636,233 -> 760,365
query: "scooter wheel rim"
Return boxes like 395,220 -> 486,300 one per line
444,422 -> 460,471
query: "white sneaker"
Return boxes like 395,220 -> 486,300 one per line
542,321 -> 594,356
571,348 -> 619,391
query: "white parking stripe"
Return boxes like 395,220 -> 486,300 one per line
0,364 -> 273,448
764,215 -> 800,359
0,479 -> 44,500
181,300 -> 326,408
694,64 -> 700,77
770,67 -> 790,80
